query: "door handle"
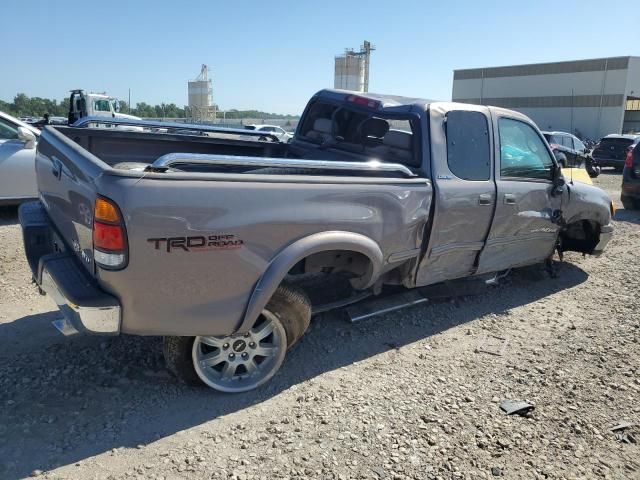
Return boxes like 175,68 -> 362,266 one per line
504,193 -> 516,205
52,158 -> 62,179
478,194 -> 492,205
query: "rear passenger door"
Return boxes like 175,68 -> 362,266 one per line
476,115 -> 561,274
415,105 -> 495,286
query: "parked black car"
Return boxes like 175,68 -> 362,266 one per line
622,142 -> 640,210
592,134 -> 640,171
542,131 -> 599,177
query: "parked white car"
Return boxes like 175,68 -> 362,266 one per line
0,111 -> 39,205
246,124 -> 293,143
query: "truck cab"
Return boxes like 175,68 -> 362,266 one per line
67,90 -> 141,125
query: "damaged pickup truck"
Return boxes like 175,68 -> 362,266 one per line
19,89 -> 614,392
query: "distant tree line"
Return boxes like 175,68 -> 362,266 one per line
0,93 -> 297,120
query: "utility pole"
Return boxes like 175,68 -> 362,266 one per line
128,88 -> 131,114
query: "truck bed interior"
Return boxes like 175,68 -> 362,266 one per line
56,126 -> 289,169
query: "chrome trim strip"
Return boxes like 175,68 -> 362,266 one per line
150,153 -> 417,178
70,117 -> 280,141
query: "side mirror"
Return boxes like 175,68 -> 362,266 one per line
17,127 -> 37,149
551,164 -> 565,196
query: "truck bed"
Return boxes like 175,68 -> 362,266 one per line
30,124 -> 431,337
56,126 -> 288,168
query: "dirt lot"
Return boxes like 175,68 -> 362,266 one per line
0,172 -> 638,480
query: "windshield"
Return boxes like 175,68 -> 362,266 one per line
298,100 -> 418,167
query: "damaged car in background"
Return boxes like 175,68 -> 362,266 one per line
19,89 -> 614,392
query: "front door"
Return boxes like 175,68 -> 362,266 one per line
415,105 -> 496,286
476,115 -> 561,274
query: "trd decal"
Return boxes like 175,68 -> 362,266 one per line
148,235 -> 243,252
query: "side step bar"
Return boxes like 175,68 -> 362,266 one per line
346,290 -> 428,323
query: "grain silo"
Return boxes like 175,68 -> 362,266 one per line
187,65 -> 216,122
334,41 -> 375,92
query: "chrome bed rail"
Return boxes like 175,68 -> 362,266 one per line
149,153 -> 417,178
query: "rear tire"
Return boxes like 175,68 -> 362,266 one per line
163,284 -> 311,392
163,336 -> 201,386
621,196 -> 640,210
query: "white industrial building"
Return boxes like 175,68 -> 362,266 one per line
452,56 -> 640,140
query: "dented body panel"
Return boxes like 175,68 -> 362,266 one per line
21,89 -> 613,338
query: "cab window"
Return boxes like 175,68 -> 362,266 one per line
93,100 -> 111,112
499,118 -> 554,180
445,110 -> 491,181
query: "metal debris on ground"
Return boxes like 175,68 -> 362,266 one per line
610,421 -> 633,432
499,400 -> 535,416
475,335 -> 509,356
611,421 -> 637,444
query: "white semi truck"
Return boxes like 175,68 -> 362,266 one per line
67,90 -> 141,124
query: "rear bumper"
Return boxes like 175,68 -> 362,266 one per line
19,201 -> 121,335
622,174 -> 640,199
593,224 -> 614,256
593,157 -> 624,168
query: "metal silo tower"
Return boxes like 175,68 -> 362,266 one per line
187,65 -> 216,123
334,41 -> 375,92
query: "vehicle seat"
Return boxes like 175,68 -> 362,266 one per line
368,130 -> 413,162
305,118 -> 333,143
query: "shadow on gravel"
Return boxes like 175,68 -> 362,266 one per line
0,262 -> 588,479
0,206 -> 19,226
614,208 -> 640,225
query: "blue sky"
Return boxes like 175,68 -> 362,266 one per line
1,0 -> 638,114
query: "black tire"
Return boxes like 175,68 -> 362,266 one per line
267,284 -> 311,348
163,284 -> 311,387
163,336 -> 201,386
621,196 -> 640,210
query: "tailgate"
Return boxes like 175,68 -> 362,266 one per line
35,126 -> 109,276
593,138 -> 633,160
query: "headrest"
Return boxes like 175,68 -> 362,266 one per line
361,118 -> 390,138
384,130 -> 412,150
313,118 -> 333,134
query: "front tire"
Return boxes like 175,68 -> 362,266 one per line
164,285 -> 311,393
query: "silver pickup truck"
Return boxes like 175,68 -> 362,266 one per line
19,89 -> 614,392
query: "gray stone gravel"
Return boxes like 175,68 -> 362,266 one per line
0,172 -> 638,480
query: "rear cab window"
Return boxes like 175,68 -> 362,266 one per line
298,100 -> 420,168
445,111 -> 490,181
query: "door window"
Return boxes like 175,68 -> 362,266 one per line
499,118 -> 554,180
573,137 -> 585,152
561,136 -> 573,149
446,111 -> 491,181
0,118 -> 19,140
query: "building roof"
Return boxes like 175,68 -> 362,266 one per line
454,56 -> 639,81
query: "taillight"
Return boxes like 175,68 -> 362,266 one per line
624,148 -> 633,168
93,196 -> 127,269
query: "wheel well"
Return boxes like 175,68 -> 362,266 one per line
288,249 -> 373,288
559,220 -> 600,254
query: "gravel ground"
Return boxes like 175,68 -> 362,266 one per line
0,172 -> 638,480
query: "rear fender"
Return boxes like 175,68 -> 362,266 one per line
235,231 -> 383,333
